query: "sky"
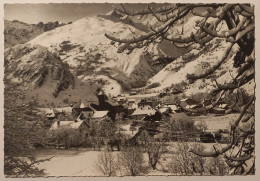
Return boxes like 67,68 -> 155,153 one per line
4,3 -> 171,24
4,3 -> 167,24
4,3 -> 115,24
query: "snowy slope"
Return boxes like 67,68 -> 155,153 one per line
143,14 -> 254,96
148,38 -> 254,96
29,17 -> 146,72
28,16 -> 180,95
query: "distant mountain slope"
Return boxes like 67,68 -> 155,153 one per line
4,20 -> 44,48
4,20 -> 66,48
4,44 -> 74,96
28,16 -> 186,95
147,38 -> 254,97
141,14 -> 255,96
4,44 -> 98,106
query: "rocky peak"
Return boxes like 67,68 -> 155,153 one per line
4,44 -> 75,98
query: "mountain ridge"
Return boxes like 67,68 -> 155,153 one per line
4,12 -> 254,107
4,20 -> 68,48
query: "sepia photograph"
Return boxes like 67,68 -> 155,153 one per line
2,1 -> 256,177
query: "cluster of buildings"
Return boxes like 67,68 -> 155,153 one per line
41,89 -> 233,146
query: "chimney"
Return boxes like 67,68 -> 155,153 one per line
57,120 -> 60,127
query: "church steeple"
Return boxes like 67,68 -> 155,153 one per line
97,89 -> 108,108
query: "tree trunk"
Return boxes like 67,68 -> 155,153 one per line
152,162 -> 157,170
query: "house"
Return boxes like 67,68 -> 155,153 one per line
130,121 -> 161,144
179,98 -> 201,109
166,105 -> 182,113
202,98 -> 213,107
50,120 -> 90,147
54,107 -> 73,113
131,108 -> 157,120
125,102 -> 138,116
138,98 -> 161,108
72,100 -> 96,118
116,96 -> 127,105
127,98 -> 136,106
139,104 -> 153,110
91,111 -> 109,122
209,103 -> 228,114
219,103 -> 228,109
96,90 -> 124,119
138,99 -> 153,107
142,111 -> 162,122
158,107 -> 171,114
45,108 -> 63,119
50,120 -> 90,136
162,101 -> 182,113
130,91 -> 137,95
128,98 -> 136,103
77,108 -> 95,121
171,88 -> 183,95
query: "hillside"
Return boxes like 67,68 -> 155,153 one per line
5,11 -> 254,105
140,15 -> 255,97
4,20 -> 66,48
4,44 -> 98,106
28,15 -> 186,95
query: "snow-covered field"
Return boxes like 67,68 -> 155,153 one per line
193,113 -> 238,131
36,149 -> 103,176
35,141 -> 229,176
34,113 -> 239,176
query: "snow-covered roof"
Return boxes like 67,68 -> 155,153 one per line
186,105 -> 198,109
78,111 -> 92,119
80,102 -> 85,108
219,104 -> 228,108
45,108 -> 61,117
139,105 -> 153,110
106,100 -> 119,106
98,90 -> 104,95
54,107 -> 73,113
180,98 -> 189,102
70,121 -> 85,129
50,121 -> 85,130
92,111 -> 108,118
165,105 -> 179,111
131,109 -> 156,116
117,97 -> 126,101
159,107 -> 169,113
73,102 -> 86,109
128,103 -> 138,109
45,109 -> 55,118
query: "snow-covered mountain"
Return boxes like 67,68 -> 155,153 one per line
4,20 -> 66,48
4,44 -> 98,106
142,15 -> 254,97
5,11 -> 254,106
4,20 -> 44,48
28,14 -> 184,96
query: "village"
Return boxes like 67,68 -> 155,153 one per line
39,87 -> 236,150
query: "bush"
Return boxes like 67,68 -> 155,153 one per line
95,149 -> 117,176
129,80 -> 147,89
147,82 -> 161,89
190,92 -> 207,102
167,142 -> 229,175
63,98 -> 69,104
117,146 -> 148,176
50,127 -> 83,148
163,113 -> 196,141
171,81 -> 188,91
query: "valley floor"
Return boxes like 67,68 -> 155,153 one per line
35,142 -> 226,177
34,113 -> 239,176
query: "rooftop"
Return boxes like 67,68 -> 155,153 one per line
50,120 -> 85,130
131,108 -> 156,116
92,111 -> 109,118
